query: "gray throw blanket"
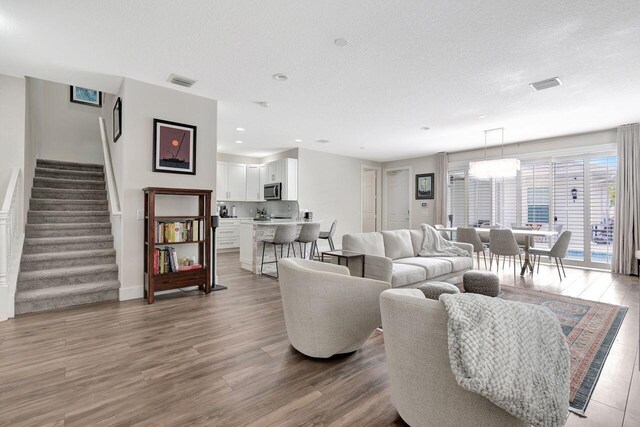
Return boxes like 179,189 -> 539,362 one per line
440,293 -> 570,427
418,224 -> 469,257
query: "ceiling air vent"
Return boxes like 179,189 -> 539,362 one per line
168,74 -> 196,88
529,77 -> 562,91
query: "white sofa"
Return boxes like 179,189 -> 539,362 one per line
278,258 -> 390,358
342,229 -> 473,288
380,289 -> 528,427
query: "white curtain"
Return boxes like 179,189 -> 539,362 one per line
434,152 -> 449,226
612,123 -> 640,275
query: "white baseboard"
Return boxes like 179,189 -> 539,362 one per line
119,286 -> 143,301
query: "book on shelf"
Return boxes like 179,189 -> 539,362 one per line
155,219 -> 204,243
153,247 -> 202,275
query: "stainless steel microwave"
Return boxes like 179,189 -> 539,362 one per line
264,183 -> 282,200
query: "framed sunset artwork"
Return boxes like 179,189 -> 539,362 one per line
152,119 -> 197,175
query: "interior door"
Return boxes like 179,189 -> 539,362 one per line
387,169 -> 410,230
216,161 -> 228,201
227,163 -> 246,201
362,170 -> 377,232
245,164 -> 260,201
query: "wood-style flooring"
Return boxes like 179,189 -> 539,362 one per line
0,252 -> 637,426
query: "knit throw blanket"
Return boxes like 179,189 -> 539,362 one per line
417,224 -> 469,257
439,293 -> 570,427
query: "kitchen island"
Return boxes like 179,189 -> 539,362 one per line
239,219 -> 323,275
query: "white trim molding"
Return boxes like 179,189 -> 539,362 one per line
382,166 -> 413,230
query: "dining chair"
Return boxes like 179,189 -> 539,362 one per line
456,227 -> 487,269
318,220 -> 337,250
529,231 -> 572,280
489,229 -> 522,280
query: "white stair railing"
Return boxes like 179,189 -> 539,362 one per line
98,117 -> 123,297
0,168 -> 22,321
99,117 -> 121,215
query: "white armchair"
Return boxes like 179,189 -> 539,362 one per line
278,258 -> 390,358
380,289 -> 528,427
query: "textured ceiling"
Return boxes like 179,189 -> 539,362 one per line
1,0 -> 639,161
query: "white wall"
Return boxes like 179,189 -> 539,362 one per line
297,148 -> 380,250
0,74 -> 26,213
117,79 -> 217,300
380,128 -> 618,229
383,156 -> 437,229
29,79 -> 104,164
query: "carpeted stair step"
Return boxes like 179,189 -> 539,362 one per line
20,249 -> 116,271
30,198 -> 108,212
23,235 -> 114,254
32,187 -> 107,200
26,222 -> 112,238
36,159 -> 104,172
15,281 -> 119,315
27,211 -> 110,224
33,176 -> 105,190
17,264 -> 119,291
35,167 -> 104,181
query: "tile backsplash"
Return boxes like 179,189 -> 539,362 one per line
216,200 -> 299,218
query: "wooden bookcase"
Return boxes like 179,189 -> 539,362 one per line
143,187 -> 212,304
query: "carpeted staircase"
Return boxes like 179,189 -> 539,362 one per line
15,159 -> 120,315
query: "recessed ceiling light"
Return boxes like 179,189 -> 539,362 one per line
236,127 -> 245,132
272,73 -> 288,82
235,140 -> 243,144
316,139 -> 329,144
254,101 -> 270,108
359,147 -> 365,150
420,126 -> 430,131
529,77 -> 562,91
295,139 -> 303,142
334,38 -> 348,47
477,114 -> 487,119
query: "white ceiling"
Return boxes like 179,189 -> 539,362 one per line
1,0 -> 639,161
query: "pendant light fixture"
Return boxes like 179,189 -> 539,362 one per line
469,127 -> 520,179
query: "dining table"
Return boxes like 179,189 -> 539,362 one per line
439,227 -> 558,276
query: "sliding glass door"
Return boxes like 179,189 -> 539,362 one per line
447,151 -> 617,268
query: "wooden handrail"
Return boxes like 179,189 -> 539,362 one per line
98,117 -> 121,215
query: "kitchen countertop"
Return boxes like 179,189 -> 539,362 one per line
240,219 -> 322,226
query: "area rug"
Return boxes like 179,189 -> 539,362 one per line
495,285 -> 628,415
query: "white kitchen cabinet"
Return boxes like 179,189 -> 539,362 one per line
217,219 -> 241,250
216,161 -> 229,201
259,164 -> 267,201
266,161 -> 282,184
245,164 -> 261,201
217,162 -> 246,201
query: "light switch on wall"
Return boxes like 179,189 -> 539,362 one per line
136,209 -> 144,220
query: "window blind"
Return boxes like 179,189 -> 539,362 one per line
588,156 -> 616,264
553,158 -> 585,261
447,170 -> 466,227
468,176 -> 492,227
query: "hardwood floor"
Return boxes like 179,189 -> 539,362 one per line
0,252 -> 637,426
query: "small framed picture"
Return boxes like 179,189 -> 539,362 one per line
416,173 -> 434,199
153,119 -> 197,175
69,85 -> 102,107
113,97 -> 122,143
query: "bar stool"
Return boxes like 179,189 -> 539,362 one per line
296,223 -> 321,260
260,224 -> 297,279
318,220 -> 337,250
